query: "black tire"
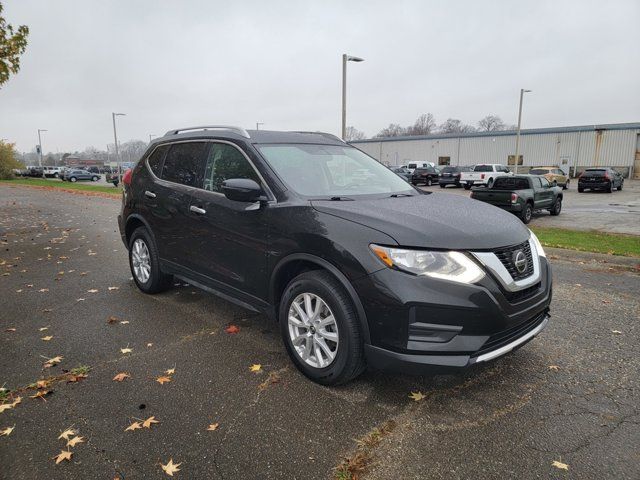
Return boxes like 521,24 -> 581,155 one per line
617,183 -> 623,191
69,177 -> 77,182
487,178 -> 494,188
54,173 -> 59,178
439,184 -> 446,189
521,203 -> 533,224
464,183 -> 472,190
279,270 -> 365,386
128,227 -> 172,294
607,183 -> 613,193
426,178 -> 432,186
578,187 -> 584,193
411,181 -> 418,186
549,197 -> 562,216
91,176 -> 99,182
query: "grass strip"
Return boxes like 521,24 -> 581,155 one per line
532,227 -> 640,258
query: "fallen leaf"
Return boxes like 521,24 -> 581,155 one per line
249,364 -> 262,373
552,460 -> 569,470
0,426 -> 14,436
113,372 -> 131,382
66,373 -> 87,384
120,320 -> 129,325
408,391 -> 426,402
120,347 -> 132,354
58,428 -> 77,440
108,286 -> 119,291
53,450 -> 73,464
0,404 -> 13,413
66,436 -> 85,447
165,367 -> 175,375
41,335 -> 54,341
5,328 -> 16,332
76,298 -> 85,302
125,421 -> 142,432
611,330 -> 622,335
107,316 -> 119,324
43,356 -> 63,368
142,416 -> 160,428
38,288 -> 49,293
36,380 -> 49,389
548,365 -> 560,371
156,376 -> 172,385
30,390 -> 50,401
160,458 -> 182,476
11,397 -> 21,407
224,324 -> 240,334
39,327 -> 49,331
575,283 -> 582,287
87,289 -> 98,293
206,422 -> 219,431
43,308 -> 53,313
80,272 -> 87,276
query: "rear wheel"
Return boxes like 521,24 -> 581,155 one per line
279,271 -> 365,385
426,178 -> 432,186
607,183 -> 613,193
91,176 -> 99,182
439,183 -> 445,189
521,203 -> 533,224
128,227 -> 172,294
550,197 -> 562,216
464,183 -> 472,190
578,187 -> 584,193
617,183 -> 623,191
487,178 -> 494,188
69,177 -> 77,182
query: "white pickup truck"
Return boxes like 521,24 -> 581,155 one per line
460,164 -> 512,190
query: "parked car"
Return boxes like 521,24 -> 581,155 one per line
62,169 -> 100,182
106,171 -> 120,186
26,166 -> 44,177
469,175 -> 563,224
529,166 -> 569,189
438,166 -> 473,188
118,126 -> 552,385
411,166 -> 439,186
86,166 -> 101,174
388,166 -> 411,182
43,166 -> 63,178
406,162 -> 434,174
578,168 -> 624,193
461,164 -> 512,189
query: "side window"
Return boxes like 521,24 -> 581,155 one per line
147,146 -> 168,177
533,177 -> 542,188
540,177 -> 550,187
161,142 -> 208,187
202,143 -> 260,193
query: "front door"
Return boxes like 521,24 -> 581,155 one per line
186,141 -> 269,301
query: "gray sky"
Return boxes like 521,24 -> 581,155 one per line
1,0 -> 639,153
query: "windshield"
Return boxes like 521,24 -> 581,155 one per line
529,168 -> 550,175
256,144 -> 415,197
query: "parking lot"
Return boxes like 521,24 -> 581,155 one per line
419,179 -> 640,235
0,184 -> 638,479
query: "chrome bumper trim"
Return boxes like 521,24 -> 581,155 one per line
473,315 -> 549,364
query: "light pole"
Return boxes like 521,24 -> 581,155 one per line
341,53 -> 364,140
149,134 -> 156,142
112,112 -> 126,177
37,129 -> 47,177
256,122 -> 264,130
513,89 -> 531,174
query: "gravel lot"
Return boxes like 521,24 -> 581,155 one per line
0,185 -> 638,479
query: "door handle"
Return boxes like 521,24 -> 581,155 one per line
144,190 -> 156,198
190,205 -> 206,215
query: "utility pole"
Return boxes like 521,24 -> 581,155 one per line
514,89 -> 531,174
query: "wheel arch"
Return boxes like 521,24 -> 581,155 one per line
124,214 -> 158,250
269,253 -> 371,344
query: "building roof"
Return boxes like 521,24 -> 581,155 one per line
350,122 -> 640,144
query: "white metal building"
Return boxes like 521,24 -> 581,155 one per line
351,122 -> 640,178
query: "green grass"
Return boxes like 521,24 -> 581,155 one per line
0,177 -> 121,196
532,227 -> 640,258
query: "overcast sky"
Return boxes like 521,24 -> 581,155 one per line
1,0 -> 639,153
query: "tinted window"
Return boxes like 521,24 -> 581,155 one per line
540,177 -> 550,187
441,167 -> 459,173
147,146 -> 168,177
162,142 -> 207,187
202,143 -> 259,193
533,177 -> 543,187
529,169 -> 548,175
493,177 -> 530,190
474,165 -> 493,172
585,169 -> 606,176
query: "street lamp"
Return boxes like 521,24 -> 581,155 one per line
513,89 -> 532,174
112,113 -> 126,177
256,122 -> 264,130
149,134 -> 156,142
341,53 -> 364,140
37,129 -> 48,178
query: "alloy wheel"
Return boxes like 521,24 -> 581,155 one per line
131,238 -> 151,283
288,293 -> 339,368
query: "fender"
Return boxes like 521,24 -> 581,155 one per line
270,253 -> 371,344
124,214 -> 158,250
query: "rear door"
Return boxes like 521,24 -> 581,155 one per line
144,141 -> 208,267
533,177 -> 554,208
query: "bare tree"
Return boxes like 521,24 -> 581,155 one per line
477,115 -> 506,132
345,126 -> 366,141
406,113 -> 436,136
438,118 -> 476,134
375,123 -> 406,138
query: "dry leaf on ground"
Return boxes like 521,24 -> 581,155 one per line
120,347 -> 132,354
165,367 -> 175,375
160,458 -> 182,476
108,286 -> 119,291
125,421 -> 142,432
206,423 -> 219,431
113,372 -> 131,382
408,391 -> 426,402
156,376 -> 171,385
224,324 -> 240,334
142,416 -> 159,428
41,335 -> 53,341
552,460 -> 569,470
66,436 -> 85,447
0,426 -> 14,436
53,450 -> 73,464
249,364 -> 262,373
58,428 -> 77,440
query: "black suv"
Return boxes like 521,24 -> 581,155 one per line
118,126 -> 552,385
411,166 -> 439,186
578,168 -> 624,193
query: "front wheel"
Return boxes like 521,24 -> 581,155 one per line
426,178 -> 432,186
54,173 -> 59,178
550,197 -> 562,216
439,184 -> 445,189
69,177 -> 77,182
91,176 -> 99,182
578,187 -> 584,193
521,203 -> 533,224
128,227 -> 172,294
279,271 -> 365,385
617,183 -> 623,191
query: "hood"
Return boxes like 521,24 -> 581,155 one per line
312,193 -> 530,250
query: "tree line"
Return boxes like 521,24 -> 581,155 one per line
346,114 -> 516,141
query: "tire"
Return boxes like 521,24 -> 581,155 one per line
426,178 -> 432,186
521,203 -> 533,224
70,177 -> 77,182
617,183 -> 623,191
550,197 -> 562,216
607,183 -> 613,193
54,173 -> 59,178
128,227 -> 172,294
487,178 -> 494,188
279,270 -> 365,386
578,187 -> 584,193
552,180 -> 557,187
464,183 -> 472,190
92,176 -> 99,182
439,184 -> 445,189
411,181 -> 418,186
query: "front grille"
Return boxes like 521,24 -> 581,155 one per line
503,282 -> 541,303
493,241 -> 534,281
476,311 -> 547,356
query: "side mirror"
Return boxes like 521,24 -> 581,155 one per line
222,178 -> 266,203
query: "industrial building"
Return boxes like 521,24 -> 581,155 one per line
351,122 -> 640,178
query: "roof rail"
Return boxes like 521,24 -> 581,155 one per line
164,125 -> 250,139
290,131 -> 346,143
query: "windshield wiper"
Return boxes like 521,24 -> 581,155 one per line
309,196 -> 355,201
388,193 -> 414,198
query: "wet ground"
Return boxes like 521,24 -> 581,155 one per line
1,185 -> 639,479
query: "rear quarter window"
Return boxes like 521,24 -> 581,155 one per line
147,145 -> 169,177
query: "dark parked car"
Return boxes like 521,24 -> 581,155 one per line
61,169 -> 100,182
118,126 -> 551,385
411,166 -> 439,186
106,171 -> 120,186
578,168 -> 624,193
470,175 -> 563,224
438,166 -> 472,188
388,166 -> 411,182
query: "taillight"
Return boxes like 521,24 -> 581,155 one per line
604,173 -> 610,180
122,168 -> 133,185
511,193 -> 518,203
480,174 -> 485,180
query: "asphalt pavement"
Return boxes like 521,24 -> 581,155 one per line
1,185 -> 639,479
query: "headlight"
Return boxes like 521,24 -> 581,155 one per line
370,245 -> 485,284
529,230 -> 546,257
